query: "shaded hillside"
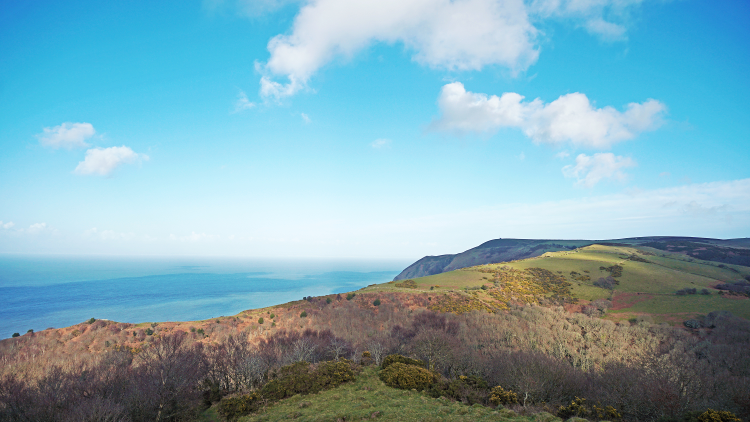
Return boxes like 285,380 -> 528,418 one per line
394,236 -> 750,280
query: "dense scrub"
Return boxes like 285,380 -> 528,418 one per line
2,294 -> 749,421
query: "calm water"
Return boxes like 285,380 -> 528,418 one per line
0,255 -> 409,339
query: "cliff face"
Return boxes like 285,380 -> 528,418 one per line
393,236 -> 750,281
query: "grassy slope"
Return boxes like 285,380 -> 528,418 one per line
215,366 -> 549,422
362,244 -> 750,324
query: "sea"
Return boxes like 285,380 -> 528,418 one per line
0,255 -> 410,340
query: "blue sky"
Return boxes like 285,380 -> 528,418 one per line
1,0 -> 748,259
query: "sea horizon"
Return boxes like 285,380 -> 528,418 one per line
0,254 -> 411,339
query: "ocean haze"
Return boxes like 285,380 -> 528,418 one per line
0,255 -> 409,339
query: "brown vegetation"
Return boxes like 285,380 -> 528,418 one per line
2,290 -> 750,421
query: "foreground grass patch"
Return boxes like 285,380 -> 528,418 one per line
236,366 -> 534,422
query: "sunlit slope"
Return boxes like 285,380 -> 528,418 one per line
366,244 -> 750,322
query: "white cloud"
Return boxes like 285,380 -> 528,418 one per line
37,122 -> 96,149
562,153 -> 636,187
371,138 -> 392,149
0,221 -> 15,229
74,146 -> 148,176
232,90 -> 256,113
258,0 -> 539,99
301,113 -> 311,123
432,82 -> 665,149
529,0 -> 643,41
555,151 -> 570,159
27,223 -> 48,234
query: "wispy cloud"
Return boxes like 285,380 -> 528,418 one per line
233,90 -> 256,113
431,82 -> 665,149
37,122 -> 96,149
371,138 -> 391,149
27,223 -> 48,234
0,221 -> 15,229
74,146 -> 149,176
562,153 -> 636,187
301,112 -> 311,123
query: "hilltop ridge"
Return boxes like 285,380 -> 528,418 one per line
394,236 -> 750,280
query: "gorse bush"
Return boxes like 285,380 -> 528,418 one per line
218,359 -> 357,420
381,354 -> 425,370
593,404 -> 622,420
697,409 -> 741,422
379,362 -> 437,390
558,397 -> 589,418
489,386 -> 518,406
218,392 -> 262,421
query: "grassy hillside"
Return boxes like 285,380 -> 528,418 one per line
364,244 -> 750,324
204,366 -> 539,422
394,237 -> 750,280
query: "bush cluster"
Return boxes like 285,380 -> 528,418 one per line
558,397 -> 621,420
489,385 -> 518,406
428,375 -> 490,405
697,409 -> 741,422
218,359 -> 357,420
378,362 -> 437,390
381,354 -> 425,370
600,264 -> 623,277
394,279 -> 418,289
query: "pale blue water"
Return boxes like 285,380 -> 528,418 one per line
0,255 -> 409,339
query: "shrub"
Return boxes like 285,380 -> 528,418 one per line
379,362 -> 437,391
261,360 -> 356,401
593,404 -> 622,420
11,332 -> 19,338
489,386 -> 518,406
697,409 -> 741,422
217,392 -> 262,421
26,329 -> 33,334
300,311 -> 307,318
346,293 -> 356,300
429,375 -> 490,405
381,354 -> 425,370
258,317 -> 264,324
594,276 -> 617,290
373,299 -> 381,306
326,297 -> 332,304
270,313 -> 275,318
700,289 -> 710,295
558,397 -> 589,419
394,279 -> 418,289
87,317 -> 96,324
145,328 -> 154,336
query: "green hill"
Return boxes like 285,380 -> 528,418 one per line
394,237 -> 750,280
371,243 -> 750,324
